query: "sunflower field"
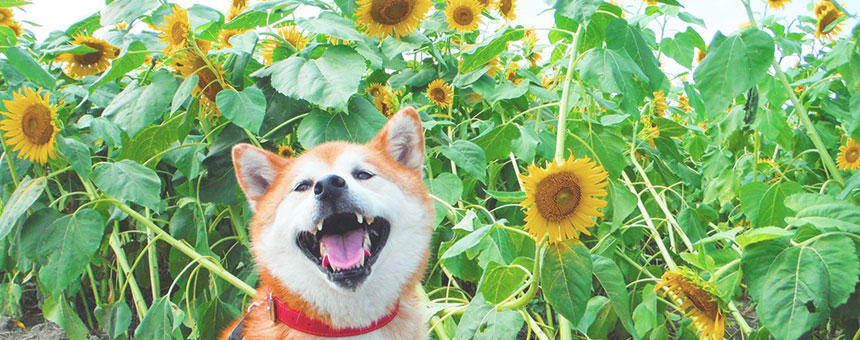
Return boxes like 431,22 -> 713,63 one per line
0,0 -> 859,338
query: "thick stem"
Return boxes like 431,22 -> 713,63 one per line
558,315 -> 573,340
109,228 -> 147,320
498,239 -> 546,311
621,172 -> 677,270
555,28 -> 582,162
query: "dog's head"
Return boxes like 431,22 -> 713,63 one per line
231,107 -> 433,327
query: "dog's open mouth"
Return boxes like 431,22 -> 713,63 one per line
296,212 -> 390,290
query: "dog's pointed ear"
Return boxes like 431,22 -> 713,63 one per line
370,107 -> 425,170
232,143 -> 289,203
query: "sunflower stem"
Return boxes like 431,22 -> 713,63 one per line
554,27 -> 582,163
620,172 -> 677,270
728,301 -> 753,334
558,315 -> 573,340
0,135 -> 20,187
109,225 -> 148,320
498,238 -> 546,311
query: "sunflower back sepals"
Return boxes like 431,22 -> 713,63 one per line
655,268 -> 729,340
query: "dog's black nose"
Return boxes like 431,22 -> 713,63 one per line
314,174 -> 346,200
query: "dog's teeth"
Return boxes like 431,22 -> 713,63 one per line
363,233 -> 371,250
355,213 -> 363,224
366,216 -> 374,224
316,222 -> 323,231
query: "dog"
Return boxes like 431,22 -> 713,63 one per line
221,107 -> 434,339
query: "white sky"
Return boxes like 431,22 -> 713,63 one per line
10,0 -> 859,78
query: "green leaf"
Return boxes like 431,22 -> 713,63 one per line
592,255 -> 639,339
741,238 -> 789,303
3,47 -> 56,89
440,140 -> 487,184
478,262 -> 529,304
119,124 -> 174,166
693,29 -> 774,115
754,108 -> 794,150
197,298 -> 241,340
486,190 -> 526,203
784,193 -> 860,233
736,227 -> 794,248
739,181 -> 802,228
104,70 -> 178,137
135,297 -> 179,340
472,124 -> 520,161
261,45 -> 365,110
101,0 -> 159,25
0,282 -> 22,319
838,170 -> 860,200
31,209 -> 105,295
808,235 -> 860,308
296,98 -> 387,149
91,41 -> 147,92
541,241 -> 593,324
95,302 -> 132,340
93,160 -> 162,211
756,239 -> 856,340
57,137 -> 92,179
441,225 -> 492,260
608,179 -> 636,229
171,74 -> 198,114
0,176 -> 46,241
217,87 -> 267,134
548,0 -> 602,22
43,295 -> 89,340
453,294 -> 524,340
605,19 -> 668,92
460,29 -> 524,73
576,48 -> 647,113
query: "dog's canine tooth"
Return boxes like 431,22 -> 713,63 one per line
356,212 -> 363,224
316,221 -> 323,232
363,233 -> 371,250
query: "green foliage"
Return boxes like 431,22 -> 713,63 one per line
0,0 -> 858,339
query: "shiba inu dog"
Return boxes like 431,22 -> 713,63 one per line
221,107 -> 433,339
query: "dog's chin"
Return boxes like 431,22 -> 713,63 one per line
295,212 -> 390,290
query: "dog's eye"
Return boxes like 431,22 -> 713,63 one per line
353,170 -> 374,180
294,181 -> 312,192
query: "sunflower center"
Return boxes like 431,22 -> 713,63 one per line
21,105 -> 54,145
682,282 -> 718,317
535,172 -> 582,222
499,0 -> 513,14
452,7 -> 474,26
847,148 -> 859,163
430,87 -> 446,101
371,0 -> 412,25
171,23 -> 187,43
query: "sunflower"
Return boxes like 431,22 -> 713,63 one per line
374,93 -> 395,118
277,143 -> 295,158
526,51 -> 542,67
0,8 -> 14,25
497,0 -> 516,21
218,29 -> 246,48
837,138 -> 860,171
655,270 -> 726,340
639,116 -> 660,147
505,62 -> 522,84
55,35 -> 120,79
476,0 -> 494,9
365,83 -> 388,98
653,91 -> 667,116
354,0 -> 433,40
261,25 -> 308,64
426,79 -> 453,108
767,0 -> 791,9
174,40 -> 225,115
815,1 -> 844,40
485,56 -> 501,78
158,6 -> 190,54
678,95 -> 690,113
446,0 -> 482,33
519,156 -> 608,243
0,88 -> 58,164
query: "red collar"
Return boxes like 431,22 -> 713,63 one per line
262,292 -> 399,337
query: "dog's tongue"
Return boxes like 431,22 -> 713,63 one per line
321,229 -> 367,270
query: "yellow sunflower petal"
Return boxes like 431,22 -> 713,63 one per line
56,35 -> 120,79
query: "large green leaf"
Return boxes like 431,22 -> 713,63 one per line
93,160 -> 162,210
576,48 -> 647,113
693,29 -> 774,115
440,140 -> 487,184
103,70 -> 178,137
605,19 -> 668,92
95,302 -> 132,340
43,295 -> 89,340
135,297 -> 181,340
100,0 -> 159,25
91,41 -> 146,92
808,236 -> 860,308
478,262 -> 529,304
3,47 -> 56,89
453,294 -> 524,340
741,238 -> 789,303
547,0 -> 602,23
460,28 -> 524,73
541,241 -> 593,324
31,209 -> 105,295
472,124 -> 521,161
739,181 -> 802,228
441,225 -> 492,260
57,137 -> 92,179
262,45 -> 365,110
592,255 -> 639,339
296,98 -> 387,148
216,87 -> 267,134
784,193 -> 860,233
0,176 -> 46,241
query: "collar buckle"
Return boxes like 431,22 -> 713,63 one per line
267,292 -> 275,322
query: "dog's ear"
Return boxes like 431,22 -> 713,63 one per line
370,107 -> 425,170
232,143 -> 289,204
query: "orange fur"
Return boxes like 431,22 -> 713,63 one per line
221,108 -> 431,339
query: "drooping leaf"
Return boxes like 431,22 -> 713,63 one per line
296,98 -> 387,149
0,176 -> 46,241
30,209 -> 105,295
739,181 -> 802,228
592,255 -> 639,339
91,41 -> 147,92
472,124 -> 521,161
216,87 -> 267,134
453,294 -> 524,340
95,302 -> 132,340
478,262 -> 529,304
576,48 -> 647,113
57,137 -> 92,179
440,140 -> 488,184
93,160 -> 162,211
3,47 -> 56,89
547,0 -> 602,23
43,295 -> 89,340
460,29 -> 525,73
784,193 -> 860,233
541,241 -> 593,324
101,0 -> 159,25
